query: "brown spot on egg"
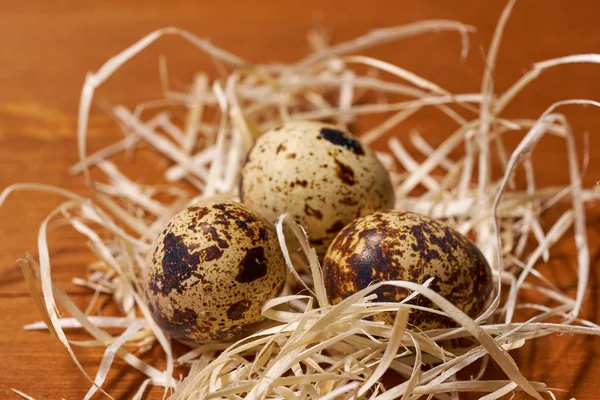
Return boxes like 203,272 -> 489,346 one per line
236,247 -> 267,283
259,227 -> 269,241
147,302 -> 203,338
276,143 -> 286,154
319,127 -> 365,155
304,204 -> 323,220
334,159 -> 356,185
149,233 -> 200,295
187,206 -> 210,221
202,225 -> 229,249
212,203 -> 227,211
326,220 -> 346,234
201,245 -> 223,261
172,307 -> 199,329
227,300 -> 251,320
409,224 -> 441,262
340,197 -> 359,206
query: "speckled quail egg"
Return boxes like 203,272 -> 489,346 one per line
322,211 -> 493,330
239,120 -> 395,254
143,200 -> 287,344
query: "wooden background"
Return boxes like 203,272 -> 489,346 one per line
1,1 -> 600,398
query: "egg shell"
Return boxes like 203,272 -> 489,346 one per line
144,200 -> 287,344
240,120 -> 395,254
322,211 -> 493,330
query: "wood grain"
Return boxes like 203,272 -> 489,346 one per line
1,1 -> 600,399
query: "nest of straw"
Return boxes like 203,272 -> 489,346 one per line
4,1 -> 600,399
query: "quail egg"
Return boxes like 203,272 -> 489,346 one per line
144,200 -> 287,344
322,211 -> 493,330
240,120 -> 394,254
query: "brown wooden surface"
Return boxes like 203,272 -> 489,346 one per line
1,1 -> 600,399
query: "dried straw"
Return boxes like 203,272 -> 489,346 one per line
3,1 -> 600,399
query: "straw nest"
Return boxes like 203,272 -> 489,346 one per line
3,1 -> 600,399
